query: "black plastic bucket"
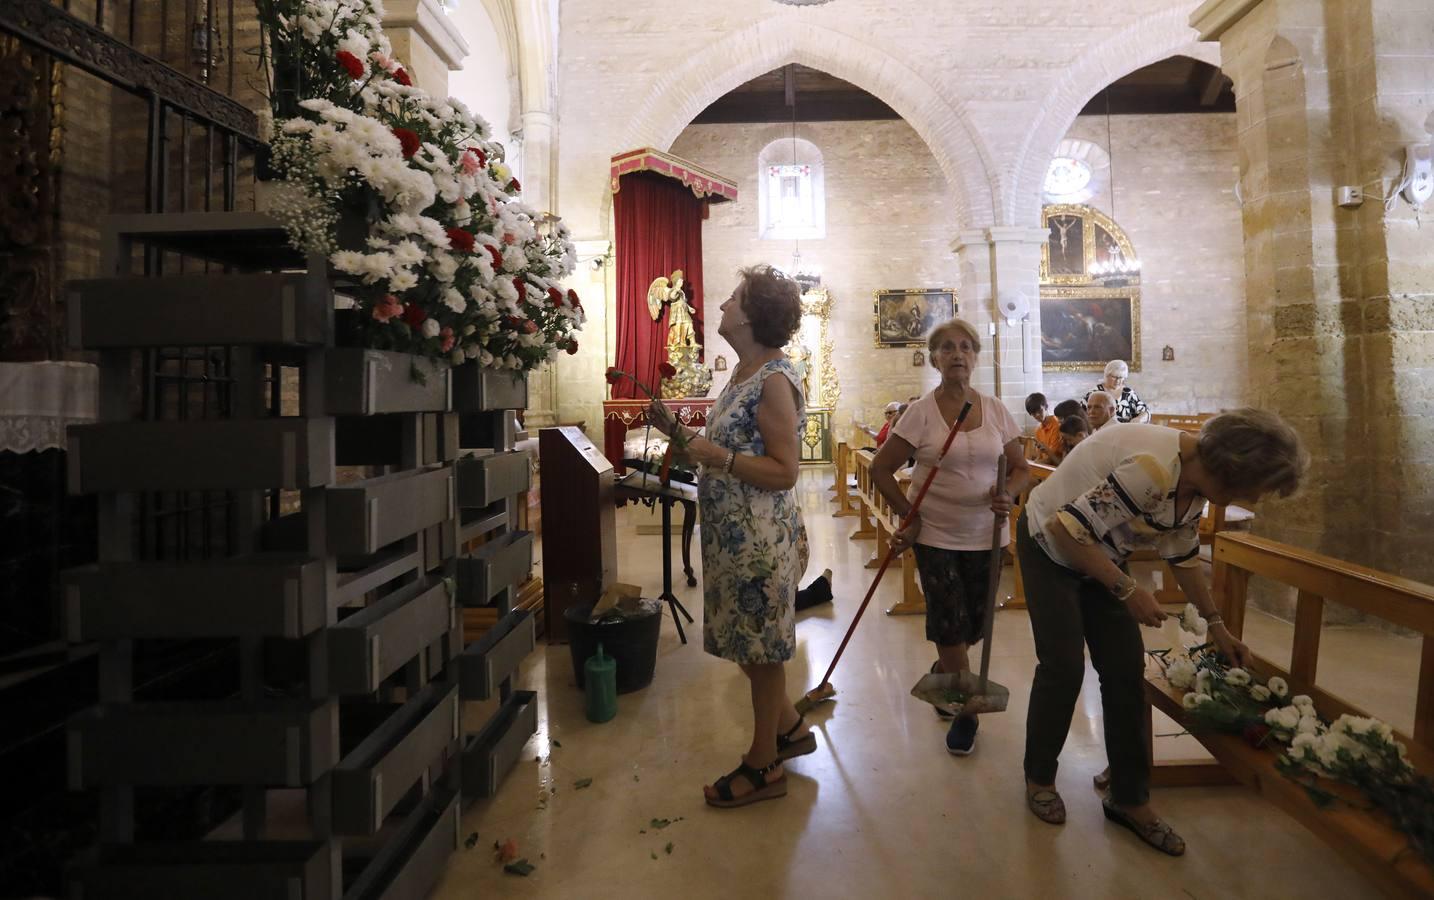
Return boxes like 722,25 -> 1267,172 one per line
564,602 -> 661,694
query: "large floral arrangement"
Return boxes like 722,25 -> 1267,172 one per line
1154,605 -> 1434,865
254,0 -> 581,372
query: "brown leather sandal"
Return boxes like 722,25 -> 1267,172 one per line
777,715 -> 817,761
1093,768 -> 1111,793
706,758 -> 787,809
1026,787 -> 1066,825
1101,797 -> 1185,856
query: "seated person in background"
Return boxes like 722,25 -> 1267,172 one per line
1026,392 -> 1062,460
874,401 -> 902,446
1086,391 -> 1119,432
1055,415 -> 1091,462
1084,359 -> 1149,423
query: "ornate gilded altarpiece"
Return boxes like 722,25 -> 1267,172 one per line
787,287 -> 839,464
1039,204 -> 1141,372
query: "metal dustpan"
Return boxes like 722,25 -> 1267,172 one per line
911,670 -> 1009,717
910,462 -> 1010,718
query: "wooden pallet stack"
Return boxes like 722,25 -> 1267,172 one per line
60,212 -> 537,898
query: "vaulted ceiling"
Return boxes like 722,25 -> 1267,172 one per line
691,57 -> 1234,125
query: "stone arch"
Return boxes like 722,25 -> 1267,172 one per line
603,17 -> 998,230
1008,5 -> 1222,227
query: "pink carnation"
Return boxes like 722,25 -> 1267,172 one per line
372,294 -> 403,323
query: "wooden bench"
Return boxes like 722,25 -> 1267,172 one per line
1150,412 -> 1213,433
849,449 -> 924,615
830,441 -> 859,518
1144,533 -> 1434,898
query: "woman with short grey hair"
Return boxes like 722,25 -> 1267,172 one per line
1015,408 -> 1307,855
1085,359 -> 1148,423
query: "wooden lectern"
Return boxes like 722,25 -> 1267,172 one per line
538,426 -> 617,642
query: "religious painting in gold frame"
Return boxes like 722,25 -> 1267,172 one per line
1039,204 -> 1141,372
1039,286 -> 1141,372
873,288 -> 956,348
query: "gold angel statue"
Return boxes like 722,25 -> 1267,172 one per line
647,269 -> 697,350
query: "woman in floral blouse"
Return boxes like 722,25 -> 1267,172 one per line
1016,409 -> 1306,855
649,265 -> 813,809
1084,359 -> 1149,423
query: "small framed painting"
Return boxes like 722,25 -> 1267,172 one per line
873,289 -> 956,348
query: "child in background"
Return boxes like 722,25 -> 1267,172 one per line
1025,393 -> 1061,461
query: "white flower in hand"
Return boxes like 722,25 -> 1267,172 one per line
1225,667 -> 1251,687
1267,676 -> 1289,699
1179,603 -> 1207,636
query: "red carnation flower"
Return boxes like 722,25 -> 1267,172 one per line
512,277 -> 526,300
547,287 -> 564,306
507,177 -> 522,193
1242,723 -> 1272,749
504,315 -> 522,329
567,289 -> 580,306
401,303 -> 427,328
336,51 -> 366,80
392,127 -> 420,159
658,362 -> 678,379
393,67 -> 412,87
445,227 -> 475,253
605,367 -> 624,385
483,244 -> 503,270
461,148 -> 487,175
566,340 -> 579,355
522,320 -> 538,334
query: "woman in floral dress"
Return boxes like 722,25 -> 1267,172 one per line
649,264 -> 814,808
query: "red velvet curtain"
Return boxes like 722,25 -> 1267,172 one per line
611,171 -> 705,399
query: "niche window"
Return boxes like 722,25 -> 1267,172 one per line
758,139 -> 825,240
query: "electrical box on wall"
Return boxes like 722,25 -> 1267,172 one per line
1337,186 -> 1364,208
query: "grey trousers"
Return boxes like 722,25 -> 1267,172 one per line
1016,510 -> 1149,806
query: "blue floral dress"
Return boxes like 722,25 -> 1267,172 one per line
699,359 -> 809,663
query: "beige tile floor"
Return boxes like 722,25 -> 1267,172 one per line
433,469 -> 1393,899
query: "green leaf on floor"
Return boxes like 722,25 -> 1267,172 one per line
464,832 -> 478,850
552,739 -> 562,748
504,859 -> 535,877
649,817 -> 669,829
651,852 -> 658,860
575,777 -> 593,790
665,842 -> 674,855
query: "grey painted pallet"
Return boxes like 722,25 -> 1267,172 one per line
68,699 -> 339,788
344,788 -> 460,900
462,691 -> 537,799
328,580 -> 453,695
454,450 -> 530,508
325,466 -> 455,556
455,530 -> 533,605
458,609 -> 535,701
68,840 -> 334,900
451,366 -> 527,411
325,348 -> 452,416
64,556 -> 328,640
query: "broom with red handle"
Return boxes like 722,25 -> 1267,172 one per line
796,400 -> 973,714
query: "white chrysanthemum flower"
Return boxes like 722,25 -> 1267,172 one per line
442,289 -> 466,314
1267,676 -> 1289,699
1265,706 -> 1301,731
1181,692 -> 1201,710
1166,657 -> 1197,690
1249,684 -> 1271,702
1296,715 -> 1321,735
1225,668 -> 1251,687
1292,694 -> 1315,712
421,318 -> 441,338
388,269 -> 418,293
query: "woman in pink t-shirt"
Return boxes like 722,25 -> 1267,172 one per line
871,318 -> 1032,755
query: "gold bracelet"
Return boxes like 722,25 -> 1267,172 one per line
723,449 -> 736,473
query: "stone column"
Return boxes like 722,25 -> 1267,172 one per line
1193,0 -> 1434,583
520,109 -> 556,214
953,227 -> 1047,415
385,0 -> 469,95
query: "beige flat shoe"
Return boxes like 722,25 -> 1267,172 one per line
1102,797 -> 1185,856
1026,788 -> 1066,825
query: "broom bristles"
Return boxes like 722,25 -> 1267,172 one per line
794,682 -> 837,715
